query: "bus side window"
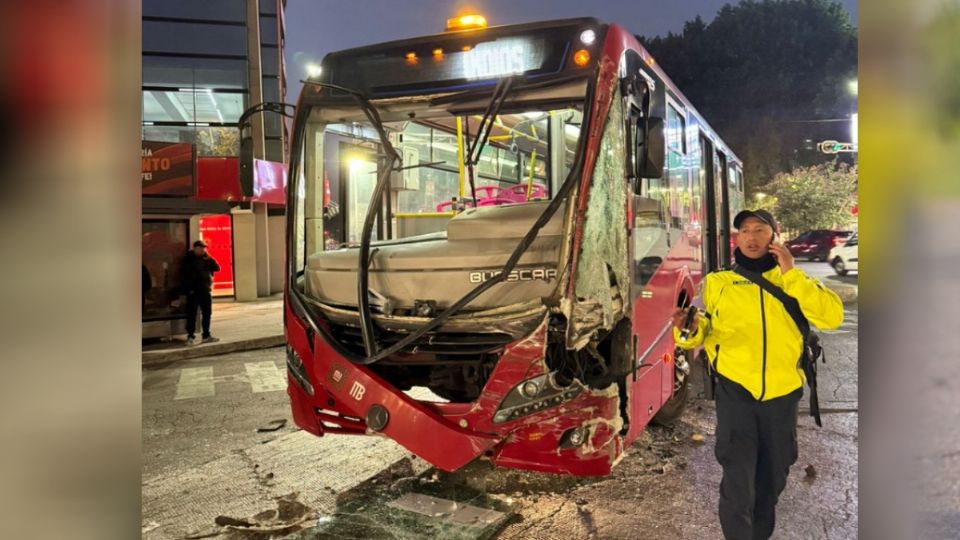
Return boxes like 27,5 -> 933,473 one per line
633,174 -> 670,288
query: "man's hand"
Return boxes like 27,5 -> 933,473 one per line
768,241 -> 795,273
671,306 -> 700,332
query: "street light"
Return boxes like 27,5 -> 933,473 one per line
306,63 -> 322,78
847,79 -> 858,95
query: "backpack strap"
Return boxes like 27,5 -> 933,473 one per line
732,265 -> 810,339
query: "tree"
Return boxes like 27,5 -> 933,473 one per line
196,128 -> 239,157
639,0 -> 858,195
756,162 -> 857,233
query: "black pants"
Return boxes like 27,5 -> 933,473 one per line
185,290 -> 212,339
715,375 -> 801,540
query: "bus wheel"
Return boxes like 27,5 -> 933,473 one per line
652,348 -> 690,427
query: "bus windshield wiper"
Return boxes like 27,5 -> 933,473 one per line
464,77 -> 516,205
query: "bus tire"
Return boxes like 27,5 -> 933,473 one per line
652,349 -> 690,427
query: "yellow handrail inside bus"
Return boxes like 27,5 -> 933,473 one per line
475,114 -> 543,145
456,116 -> 466,201
526,149 -> 538,200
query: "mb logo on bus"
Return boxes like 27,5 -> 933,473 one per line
348,381 -> 366,401
469,268 -> 558,284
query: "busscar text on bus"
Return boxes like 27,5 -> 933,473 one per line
239,17 -> 744,476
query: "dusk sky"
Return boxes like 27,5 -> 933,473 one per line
283,0 -> 858,103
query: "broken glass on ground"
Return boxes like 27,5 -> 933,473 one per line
278,460 -> 514,540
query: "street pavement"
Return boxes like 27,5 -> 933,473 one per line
141,348 -> 431,539
797,260 -> 858,303
796,259 -> 840,280
142,306 -> 858,539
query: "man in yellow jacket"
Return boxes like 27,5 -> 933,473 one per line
673,209 -> 843,540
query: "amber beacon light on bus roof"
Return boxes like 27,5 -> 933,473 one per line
446,13 -> 488,31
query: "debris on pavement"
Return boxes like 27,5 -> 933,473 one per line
256,419 -> 287,432
214,516 -> 253,528
691,433 -> 705,444
204,493 -> 314,539
804,464 -> 818,480
279,458 -> 514,540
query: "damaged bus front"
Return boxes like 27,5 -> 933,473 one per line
278,18 -> 734,475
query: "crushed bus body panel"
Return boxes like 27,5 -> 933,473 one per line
286,305 -> 629,474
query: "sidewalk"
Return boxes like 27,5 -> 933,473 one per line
823,275 -> 858,303
142,294 -> 284,367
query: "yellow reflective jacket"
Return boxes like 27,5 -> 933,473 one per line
674,266 -> 844,401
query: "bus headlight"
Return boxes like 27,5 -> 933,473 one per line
558,426 -> 590,449
566,427 -> 587,447
493,374 -> 581,424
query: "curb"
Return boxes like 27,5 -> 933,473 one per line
142,335 -> 285,367
823,278 -> 858,304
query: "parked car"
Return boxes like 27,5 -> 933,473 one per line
828,232 -> 858,276
784,229 -> 853,261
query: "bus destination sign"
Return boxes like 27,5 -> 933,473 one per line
462,38 -> 541,80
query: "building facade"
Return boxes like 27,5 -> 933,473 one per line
142,0 -> 288,338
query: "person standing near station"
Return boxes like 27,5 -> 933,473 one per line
672,209 -> 843,540
180,240 -> 221,346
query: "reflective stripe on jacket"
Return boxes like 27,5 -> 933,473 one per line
674,267 -> 843,401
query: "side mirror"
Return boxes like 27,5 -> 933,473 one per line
238,121 -> 255,197
636,116 -> 664,179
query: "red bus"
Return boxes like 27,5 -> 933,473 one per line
276,16 -> 743,476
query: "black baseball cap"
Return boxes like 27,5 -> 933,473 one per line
733,209 -> 778,231
193,240 -> 207,248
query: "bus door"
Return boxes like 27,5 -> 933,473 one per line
699,135 -> 720,272
715,152 -> 731,265
341,144 -> 389,244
